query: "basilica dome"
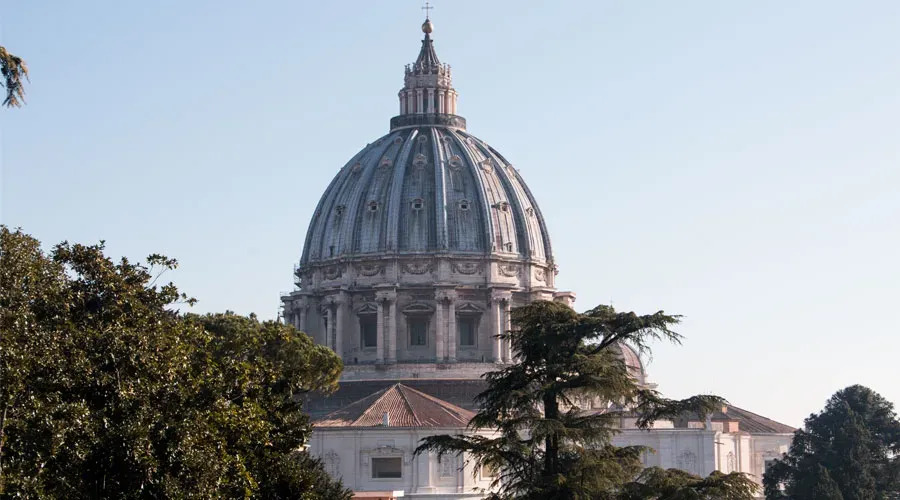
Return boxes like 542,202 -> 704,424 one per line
282,18 -> 571,380
299,41 -> 552,268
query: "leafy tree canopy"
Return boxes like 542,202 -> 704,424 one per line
0,227 -> 350,498
763,384 -> 900,500
415,300 -> 758,499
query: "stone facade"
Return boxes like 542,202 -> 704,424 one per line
309,427 -> 495,499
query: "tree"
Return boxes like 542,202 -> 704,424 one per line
620,467 -> 761,499
763,385 -> 900,500
415,300 -> 757,499
0,47 -> 28,107
0,227 -> 351,498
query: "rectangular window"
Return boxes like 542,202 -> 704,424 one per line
372,457 -> 402,479
360,316 -> 377,348
459,317 -> 477,346
409,317 -> 428,346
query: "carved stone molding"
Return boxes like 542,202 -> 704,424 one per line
451,261 -> 482,275
323,265 -> 342,280
435,289 -> 459,303
359,445 -> 407,466
533,267 -> 547,282
401,260 -> 434,275
355,262 -> 384,277
498,263 -> 520,277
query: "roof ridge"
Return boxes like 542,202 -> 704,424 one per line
727,404 -> 796,430
396,384 -> 422,427
400,384 -> 474,424
351,384 -> 395,426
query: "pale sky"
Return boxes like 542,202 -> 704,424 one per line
2,1 -> 898,428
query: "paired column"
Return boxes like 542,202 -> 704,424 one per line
427,88 -> 435,113
334,293 -> 345,359
388,294 -> 397,363
504,299 -> 512,362
447,291 -> 458,362
490,290 -> 512,363
435,289 -> 458,362
376,290 -> 397,364
297,301 -> 307,333
435,295 -> 445,362
325,305 -> 335,350
375,296 -> 385,363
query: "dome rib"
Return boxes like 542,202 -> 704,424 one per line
297,127 -> 554,267
385,129 -> 417,253
430,128 -> 449,251
447,130 -> 495,254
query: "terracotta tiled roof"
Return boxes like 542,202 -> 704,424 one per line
303,379 -> 489,417
670,404 -> 796,434
314,383 -> 475,428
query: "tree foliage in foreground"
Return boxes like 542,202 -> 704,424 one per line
416,300 -> 758,499
0,227 -> 350,498
0,47 -> 27,107
763,384 -> 900,500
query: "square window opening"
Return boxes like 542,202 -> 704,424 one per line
360,316 -> 377,348
409,317 -> 428,346
459,316 -> 477,347
372,457 -> 402,479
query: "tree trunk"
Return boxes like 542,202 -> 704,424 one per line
543,393 -> 559,478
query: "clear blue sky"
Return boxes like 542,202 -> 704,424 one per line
2,1 -> 898,428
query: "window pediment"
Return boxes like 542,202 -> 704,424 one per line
356,302 -> 379,315
403,303 -> 434,315
456,302 -> 483,314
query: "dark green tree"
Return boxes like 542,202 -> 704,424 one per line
763,385 -> 900,500
620,467 -> 760,499
415,300 -> 757,499
0,47 -> 27,107
0,227 -> 350,498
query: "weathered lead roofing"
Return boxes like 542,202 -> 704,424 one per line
413,31 -> 441,71
314,383 -> 475,428
299,127 -> 554,265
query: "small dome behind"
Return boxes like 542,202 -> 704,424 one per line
612,342 -> 649,387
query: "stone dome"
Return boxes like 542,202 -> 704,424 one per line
612,342 -> 649,387
282,18 -> 572,381
299,127 -> 553,266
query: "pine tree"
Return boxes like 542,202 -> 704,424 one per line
416,300 -> 758,499
0,46 -> 27,107
763,385 -> 900,499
